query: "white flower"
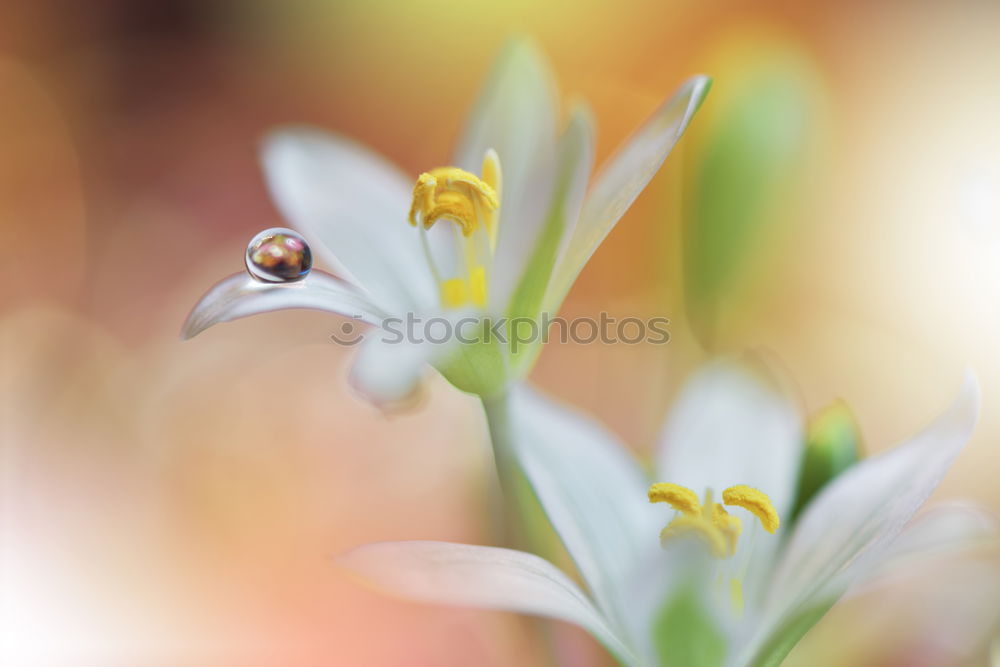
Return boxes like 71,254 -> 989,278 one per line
181,39 -> 710,404
338,362 -> 983,666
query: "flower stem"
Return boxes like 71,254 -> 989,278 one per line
481,389 -> 558,551
481,390 -> 526,546
481,390 -> 563,667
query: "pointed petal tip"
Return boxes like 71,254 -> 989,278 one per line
566,99 -> 597,129
499,34 -> 543,60
347,364 -> 428,415
677,74 -> 713,127
687,73 -> 714,91
259,124 -> 329,162
178,321 -> 200,341
179,270 -> 385,343
960,368 -> 981,411
331,540 -> 639,665
949,369 -> 982,440
488,34 -> 556,91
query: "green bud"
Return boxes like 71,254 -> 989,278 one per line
791,400 -> 862,522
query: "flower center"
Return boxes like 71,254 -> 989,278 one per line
648,482 -> 779,558
408,152 -> 501,309
648,483 -> 779,616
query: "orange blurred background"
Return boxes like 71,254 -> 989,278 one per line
3,1 -> 1000,664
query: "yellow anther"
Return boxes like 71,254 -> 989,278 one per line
723,485 -> 780,534
651,482 -> 779,560
408,166 -> 498,236
648,483 -> 701,515
660,515 -> 728,558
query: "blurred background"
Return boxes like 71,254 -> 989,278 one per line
3,0 -> 1000,664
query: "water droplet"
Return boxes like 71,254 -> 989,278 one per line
245,228 -> 312,283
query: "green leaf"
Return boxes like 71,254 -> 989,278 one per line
652,584 -> 726,667
790,400 -> 862,522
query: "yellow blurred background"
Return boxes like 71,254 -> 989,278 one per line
3,0 -> 1000,664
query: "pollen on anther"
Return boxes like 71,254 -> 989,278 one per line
407,166 -> 498,236
648,482 -> 701,515
723,485 -> 780,534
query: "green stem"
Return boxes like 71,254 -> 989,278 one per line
481,390 -> 525,546
481,389 -> 562,553
481,390 -> 563,666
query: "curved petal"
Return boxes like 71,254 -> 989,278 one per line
338,540 -> 638,666
261,127 -> 438,312
181,270 -> 387,340
508,385 -> 659,638
547,76 -> 711,311
454,38 -> 559,313
745,373 -> 981,665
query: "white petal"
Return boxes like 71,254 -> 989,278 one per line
551,106 -> 596,281
506,104 -> 595,327
547,76 -> 711,310
348,323 -> 457,409
261,128 -> 438,312
508,385 -> 659,637
181,270 -> 387,340
751,373 -> 980,660
656,360 -> 803,520
453,38 -> 559,312
793,552 -> 1000,667
338,540 -> 638,665
853,501 -> 997,585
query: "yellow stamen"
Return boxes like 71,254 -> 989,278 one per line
408,158 -> 501,309
722,485 -> 780,534
469,266 -> 487,307
441,278 -> 467,308
660,514 -> 728,558
711,503 -> 743,557
651,485 -> 742,558
650,482 -> 781,560
648,482 -> 701,515
729,578 -> 744,616
408,166 -> 498,236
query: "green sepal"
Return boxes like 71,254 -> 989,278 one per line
790,400 -> 861,522
435,324 -> 510,398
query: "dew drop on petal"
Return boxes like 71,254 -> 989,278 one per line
245,228 -> 312,282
